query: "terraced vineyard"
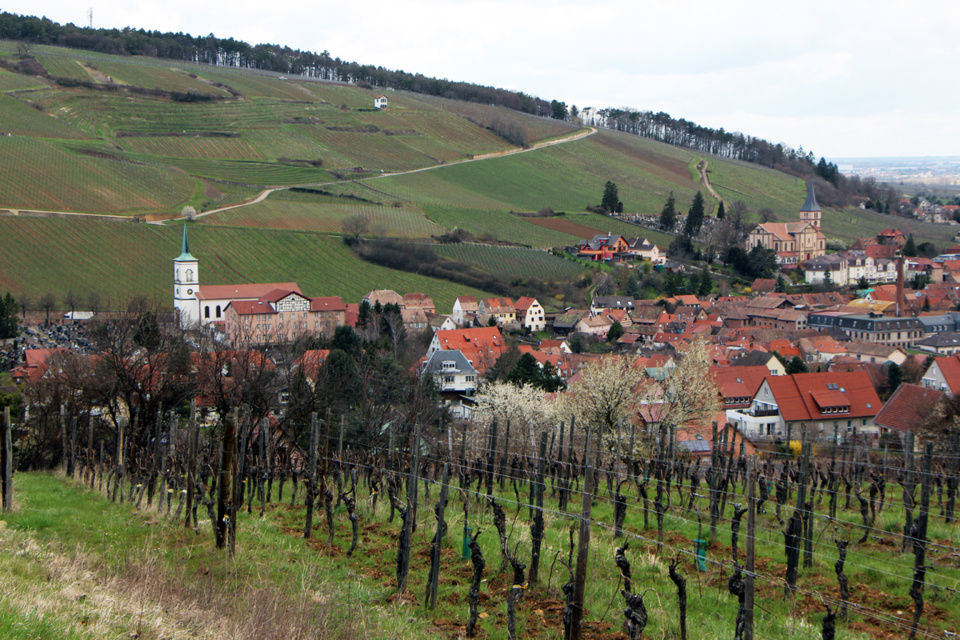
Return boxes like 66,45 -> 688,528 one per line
87,61 -> 227,96
0,216 -> 492,311
0,68 -> 49,90
35,54 -> 90,80
0,93 -> 91,139
119,135 -> 264,160
435,243 -> 588,281
0,137 -> 196,213
150,157 -> 332,186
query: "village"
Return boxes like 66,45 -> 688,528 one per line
6,182 -> 960,460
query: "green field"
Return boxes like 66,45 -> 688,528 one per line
0,216 -> 492,311
434,243 -> 588,281
0,138 -> 196,214
201,193 -> 445,238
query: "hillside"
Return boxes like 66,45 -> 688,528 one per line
0,216 -> 493,313
0,40 -> 953,307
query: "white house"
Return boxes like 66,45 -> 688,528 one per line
452,296 -> 479,327
514,297 -> 546,332
374,95 -> 388,109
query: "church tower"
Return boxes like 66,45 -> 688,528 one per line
799,180 -> 821,230
173,225 -> 200,328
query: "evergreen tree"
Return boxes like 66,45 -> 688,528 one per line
887,362 -> 903,394
683,191 -> 705,237
698,269 -> 713,297
0,292 -> 18,340
659,192 -> 677,231
716,201 -> 725,220
922,296 -> 931,312
507,353 -> 542,387
607,320 -> 624,343
903,234 -> 918,257
538,360 -> 566,392
601,181 -> 621,214
786,356 -> 809,374
775,274 -> 787,293
857,276 -> 870,290
686,270 -> 700,295
823,269 -> 833,286
663,271 -> 685,296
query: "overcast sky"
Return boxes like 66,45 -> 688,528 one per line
5,0 -> 958,158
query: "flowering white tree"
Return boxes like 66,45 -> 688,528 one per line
656,337 -> 722,439
560,356 -> 649,436
471,381 -> 558,456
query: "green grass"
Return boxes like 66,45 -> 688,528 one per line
435,243 -> 589,281
0,471 -> 423,640
423,205 -> 582,246
0,217 -> 494,311
10,461 -> 956,640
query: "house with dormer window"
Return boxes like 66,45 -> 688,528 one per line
726,370 -> 881,441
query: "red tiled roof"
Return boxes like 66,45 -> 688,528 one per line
310,296 -> 348,312
931,355 -> 960,394
765,371 -> 881,422
229,299 -> 276,316
196,283 -> 301,301
710,366 -> 769,407
875,384 -> 945,432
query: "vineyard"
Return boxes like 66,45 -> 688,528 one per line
118,135 -> 264,160
5,403 -> 959,640
0,137 -> 196,213
34,54 -> 91,81
201,195 -> 445,238
0,217 -> 493,311
435,244 -> 589,282
0,93 -> 91,139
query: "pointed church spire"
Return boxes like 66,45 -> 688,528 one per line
176,224 -> 195,260
800,180 -> 820,212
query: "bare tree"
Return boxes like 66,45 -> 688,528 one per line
87,291 -> 101,316
729,200 -> 748,233
342,214 -> 371,240
63,290 -> 78,317
38,293 -> 56,324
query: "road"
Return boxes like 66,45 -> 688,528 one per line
0,126 -> 597,225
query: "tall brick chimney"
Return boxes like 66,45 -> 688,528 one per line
896,254 -> 905,317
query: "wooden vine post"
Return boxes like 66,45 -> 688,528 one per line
2,406 -> 12,512
570,421 -> 596,640
744,455 -> 756,640
528,431 -> 548,584
304,412 -> 318,539
216,409 -> 237,554
398,421 -> 420,594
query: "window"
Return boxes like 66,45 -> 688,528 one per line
442,361 -> 456,371
465,376 -> 475,383
185,269 -> 193,282
204,306 -> 210,319
216,305 -> 221,318
444,375 -> 455,384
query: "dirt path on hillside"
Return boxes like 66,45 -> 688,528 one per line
696,159 -> 722,205
191,126 -> 597,221
0,127 -> 595,224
